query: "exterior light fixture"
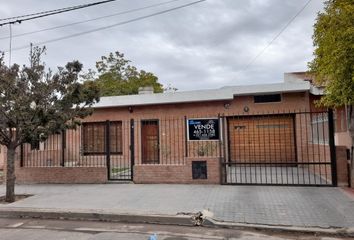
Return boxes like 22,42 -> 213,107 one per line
224,103 -> 230,109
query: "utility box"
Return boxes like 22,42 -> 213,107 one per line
192,161 -> 207,179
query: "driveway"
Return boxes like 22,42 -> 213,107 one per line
226,166 -> 331,185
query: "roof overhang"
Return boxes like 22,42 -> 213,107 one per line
93,82 -> 323,109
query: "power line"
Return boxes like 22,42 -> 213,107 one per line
0,0 -> 117,27
0,0 -> 183,40
238,0 -> 312,73
0,3 -> 89,22
7,0 -> 206,53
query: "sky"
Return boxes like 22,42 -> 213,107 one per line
0,0 -> 325,91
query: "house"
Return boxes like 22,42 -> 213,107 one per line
0,148 -> 3,171
2,73 -> 351,187
285,72 -> 352,149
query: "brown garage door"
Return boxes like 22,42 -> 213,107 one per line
228,115 -> 296,163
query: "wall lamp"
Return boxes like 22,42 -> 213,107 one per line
128,106 -> 133,113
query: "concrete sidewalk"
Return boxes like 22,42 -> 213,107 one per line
0,184 -> 354,231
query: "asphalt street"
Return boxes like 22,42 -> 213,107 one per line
0,218 -> 350,240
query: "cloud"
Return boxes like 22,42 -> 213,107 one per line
0,0 -> 325,90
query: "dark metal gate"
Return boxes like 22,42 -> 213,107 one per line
222,110 -> 337,186
107,120 -> 134,181
20,119 -> 134,181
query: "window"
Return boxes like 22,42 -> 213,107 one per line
30,133 -> 41,150
254,94 -> 281,103
256,124 -> 288,129
334,108 -> 348,132
311,114 -> 329,144
82,121 -> 122,155
30,140 -> 40,150
109,121 -> 123,154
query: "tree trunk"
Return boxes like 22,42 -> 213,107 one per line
5,146 -> 16,203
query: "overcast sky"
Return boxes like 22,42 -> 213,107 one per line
0,0 -> 325,91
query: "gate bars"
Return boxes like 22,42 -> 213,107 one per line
221,110 -> 337,186
20,120 -> 133,181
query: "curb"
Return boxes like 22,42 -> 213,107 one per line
0,208 -> 193,226
0,207 -> 353,237
204,219 -> 354,237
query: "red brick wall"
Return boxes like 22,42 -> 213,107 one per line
85,92 -> 310,122
0,158 -> 3,170
0,146 -> 5,170
351,162 -> 354,188
15,167 -> 107,184
9,92 -> 339,185
11,151 -> 107,184
336,146 -> 349,186
134,157 -> 220,184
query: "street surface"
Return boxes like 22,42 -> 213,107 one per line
0,218 -> 350,240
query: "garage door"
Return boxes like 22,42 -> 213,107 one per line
228,115 -> 296,163
225,112 -> 337,186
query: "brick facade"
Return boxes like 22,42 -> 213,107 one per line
336,146 -> 349,187
1,91 -> 350,186
10,152 -> 107,184
15,167 -> 107,184
134,157 -> 220,184
0,146 -> 4,170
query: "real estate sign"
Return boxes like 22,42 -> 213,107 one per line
188,118 -> 220,140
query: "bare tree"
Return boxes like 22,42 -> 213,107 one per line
0,47 -> 100,202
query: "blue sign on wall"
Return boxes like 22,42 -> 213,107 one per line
188,118 -> 220,140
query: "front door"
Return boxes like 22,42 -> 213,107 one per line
141,120 -> 159,164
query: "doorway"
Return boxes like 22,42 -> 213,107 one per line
141,120 -> 159,164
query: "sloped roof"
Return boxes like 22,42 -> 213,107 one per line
93,81 -> 322,108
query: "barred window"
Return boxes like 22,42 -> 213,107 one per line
82,121 -> 122,155
334,108 -> 348,132
254,94 -> 281,103
109,121 -> 123,154
311,114 -> 329,145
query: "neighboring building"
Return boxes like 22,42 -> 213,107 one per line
0,147 -> 3,171
285,72 -> 352,149
1,73 -> 351,187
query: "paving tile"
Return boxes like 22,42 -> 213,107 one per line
0,184 -> 353,228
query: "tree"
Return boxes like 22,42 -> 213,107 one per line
0,47 -> 100,202
163,83 -> 178,93
308,0 -> 354,184
87,51 -> 163,96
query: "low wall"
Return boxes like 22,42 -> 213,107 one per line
133,157 -> 221,184
5,147 -> 349,186
15,167 -> 107,184
336,146 -> 349,187
0,146 -> 4,170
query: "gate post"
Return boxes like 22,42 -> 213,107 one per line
218,114 -> 222,184
105,120 -> 111,180
328,109 -> 338,186
61,130 -> 65,167
20,144 -> 24,167
130,119 -> 135,181
219,114 -> 226,184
